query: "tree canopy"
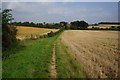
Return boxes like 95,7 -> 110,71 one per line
70,20 -> 88,30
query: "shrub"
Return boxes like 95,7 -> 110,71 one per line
48,31 -> 54,37
2,9 -> 18,51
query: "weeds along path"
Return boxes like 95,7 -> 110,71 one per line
50,43 -> 57,78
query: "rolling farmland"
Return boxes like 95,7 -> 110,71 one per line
3,29 -> 118,78
3,26 -> 119,78
2,2 -> 119,79
16,26 -> 59,40
60,30 -> 118,78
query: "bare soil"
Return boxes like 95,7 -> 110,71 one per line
50,43 -> 57,78
60,30 -> 118,78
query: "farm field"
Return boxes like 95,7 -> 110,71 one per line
60,30 -> 118,78
3,31 -> 86,78
88,26 -> 110,29
16,26 -> 59,40
88,24 -> 120,29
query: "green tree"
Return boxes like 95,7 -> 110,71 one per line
2,9 -> 18,51
70,20 -> 88,30
79,21 -> 88,29
60,21 -> 68,29
70,21 -> 79,29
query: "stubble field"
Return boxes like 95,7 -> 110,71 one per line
60,30 -> 118,78
16,26 -> 59,40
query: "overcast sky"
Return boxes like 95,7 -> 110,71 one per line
2,2 -> 118,24
2,0 -> 120,2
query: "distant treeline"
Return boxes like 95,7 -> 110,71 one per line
11,20 -> 89,30
99,22 -> 120,25
11,22 -> 62,29
11,21 -> 120,31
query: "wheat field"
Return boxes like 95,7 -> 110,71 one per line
16,26 -> 59,40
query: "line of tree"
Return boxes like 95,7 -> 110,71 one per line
11,20 -> 89,30
11,22 -> 62,29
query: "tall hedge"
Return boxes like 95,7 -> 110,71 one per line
2,9 -> 18,51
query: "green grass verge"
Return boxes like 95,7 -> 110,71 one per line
56,38 -> 87,78
2,32 -> 62,78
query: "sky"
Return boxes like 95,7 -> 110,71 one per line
2,2 -> 119,24
2,0 -> 120,2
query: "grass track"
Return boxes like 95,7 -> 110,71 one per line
3,31 -> 87,78
3,32 -> 61,78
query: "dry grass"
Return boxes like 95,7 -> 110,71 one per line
16,26 -> 59,40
